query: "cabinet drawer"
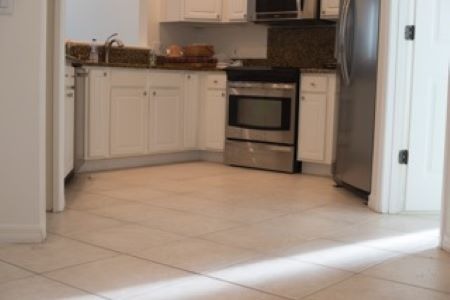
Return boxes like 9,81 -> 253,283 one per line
149,71 -> 183,88
301,75 -> 328,93
110,69 -> 147,87
206,74 -> 227,89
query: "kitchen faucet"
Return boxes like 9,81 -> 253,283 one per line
104,33 -> 125,64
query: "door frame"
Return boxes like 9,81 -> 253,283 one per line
369,0 -> 415,214
52,0 -> 66,212
442,66 -> 450,251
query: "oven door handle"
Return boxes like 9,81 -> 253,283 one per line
228,82 -> 296,90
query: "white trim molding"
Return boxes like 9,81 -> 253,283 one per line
441,65 -> 450,253
369,0 -> 415,214
0,225 -> 46,243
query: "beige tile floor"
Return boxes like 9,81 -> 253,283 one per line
0,162 -> 448,300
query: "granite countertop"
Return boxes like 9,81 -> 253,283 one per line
300,68 -> 337,74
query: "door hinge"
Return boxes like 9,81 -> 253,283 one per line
399,150 -> 409,165
405,25 -> 415,40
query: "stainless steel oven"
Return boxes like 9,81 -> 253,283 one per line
225,67 -> 300,173
227,82 -> 297,145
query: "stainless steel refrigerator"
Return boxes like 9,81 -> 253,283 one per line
334,0 -> 380,195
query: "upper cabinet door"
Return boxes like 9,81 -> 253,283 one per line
184,0 -> 223,21
226,0 -> 248,22
321,0 -> 340,19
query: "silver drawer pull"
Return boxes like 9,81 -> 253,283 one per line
66,92 -> 74,98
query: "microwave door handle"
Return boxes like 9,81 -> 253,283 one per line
340,0 -> 352,85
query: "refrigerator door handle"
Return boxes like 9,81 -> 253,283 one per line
339,0 -> 352,85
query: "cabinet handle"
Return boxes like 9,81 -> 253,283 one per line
221,92 -> 226,97
310,82 -> 316,87
301,96 -> 306,101
103,72 -> 108,77
217,14 -> 221,20
66,92 -> 74,98
143,91 -> 148,96
214,80 -> 218,84
153,91 -> 157,96
187,75 -> 191,79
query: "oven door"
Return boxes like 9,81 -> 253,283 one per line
227,82 -> 297,145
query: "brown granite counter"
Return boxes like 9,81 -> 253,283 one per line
301,68 -> 337,74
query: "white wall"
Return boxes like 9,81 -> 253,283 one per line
65,0 -> 148,46
159,23 -> 267,59
0,0 -> 47,242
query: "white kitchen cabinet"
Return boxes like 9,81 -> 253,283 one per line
203,89 -> 227,151
162,0 -> 248,23
185,0 -> 223,21
321,0 -> 340,20
148,71 -> 185,153
224,0 -> 248,22
299,93 -> 328,161
298,73 -> 338,165
110,70 -> 149,157
183,73 -> 200,149
86,69 -> 110,160
64,65 -> 75,176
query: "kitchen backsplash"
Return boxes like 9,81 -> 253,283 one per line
246,25 -> 337,69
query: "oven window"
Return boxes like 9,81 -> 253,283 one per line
229,96 -> 291,130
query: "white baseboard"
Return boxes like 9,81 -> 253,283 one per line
0,225 -> 46,243
79,151 -> 202,173
301,163 -> 332,177
200,151 -> 224,163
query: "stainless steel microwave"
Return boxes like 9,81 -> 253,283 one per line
252,0 -> 319,22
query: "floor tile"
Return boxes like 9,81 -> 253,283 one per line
259,213 -> 354,240
328,224 -> 440,254
65,190 -> 127,211
46,255 -> 193,300
148,194 -> 284,224
364,214 -> 440,235
138,208 -> 242,236
363,256 -> 450,294
209,256 -> 353,300
202,222 -> 307,253
94,186 -> 171,203
69,224 -> 182,253
0,276 -> 102,300
303,274 -> 450,300
129,275 -> 287,300
306,202 -> 382,225
47,210 -> 124,237
133,238 -> 260,273
274,239 -> 401,272
0,234 -> 116,273
0,260 -> 33,284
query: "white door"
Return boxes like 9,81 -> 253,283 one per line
87,69 -> 110,159
226,0 -> 247,21
298,93 -> 327,162
405,0 -> 450,211
204,89 -> 226,151
110,88 -> 148,157
183,73 -> 200,149
184,0 -> 222,21
149,87 -> 184,153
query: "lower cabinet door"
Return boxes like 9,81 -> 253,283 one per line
64,90 -> 75,176
204,89 -> 226,151
110,87 -> 148,157
298,93 -> 328,162
149,87 -> 184,153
